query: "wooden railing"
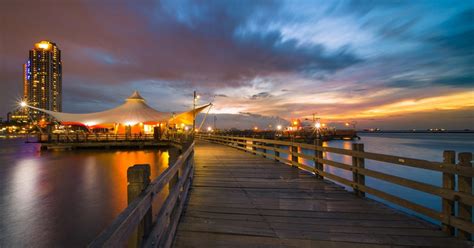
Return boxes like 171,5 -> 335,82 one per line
88,141 -> 194,248
197,134 -> 474,240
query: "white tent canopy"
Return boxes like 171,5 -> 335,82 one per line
26,91 -> 210,126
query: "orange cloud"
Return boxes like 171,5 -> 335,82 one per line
325,92 -> 474,120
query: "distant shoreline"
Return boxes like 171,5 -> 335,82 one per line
358,130 -> 473,134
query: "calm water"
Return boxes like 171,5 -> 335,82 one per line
0,133 -> 472,246
0,139 -> 170,247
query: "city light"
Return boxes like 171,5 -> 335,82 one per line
293,121 -> 298,125
254,126 -> 258,130
315,122 -> 321,129
276,125 -> 282,130
20,101 -> 27,107
207,126 -> 212,132
36,41 -> 51,50
124,121 -> 137,126
345,122 -> 350,127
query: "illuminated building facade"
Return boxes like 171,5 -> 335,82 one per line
24,40 -> 62,120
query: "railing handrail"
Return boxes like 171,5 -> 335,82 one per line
201,134 -> 474,177
88,141 -> 194,247
196,134 -> 474,240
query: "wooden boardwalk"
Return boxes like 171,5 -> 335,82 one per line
172,141 -> 470,248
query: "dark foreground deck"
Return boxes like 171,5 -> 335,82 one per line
172,141 -> 469,247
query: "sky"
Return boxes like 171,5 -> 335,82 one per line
0,0 -> 473,129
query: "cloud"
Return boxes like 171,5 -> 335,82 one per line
0,0 -> 472,129
196,113 -> 289,130
250,92 -> 272,100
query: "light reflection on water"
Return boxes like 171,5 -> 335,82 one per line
0,133 -> 473,246
0,139 -> 170,247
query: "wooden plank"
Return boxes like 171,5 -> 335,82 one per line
174,231 -> 397,248
171,141 -> 470,248
177,218 -> 467,247
457,152 -> 473,240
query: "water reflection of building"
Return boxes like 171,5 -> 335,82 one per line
23,40 -> 62,121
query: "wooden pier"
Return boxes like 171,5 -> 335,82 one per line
172,142 -> 464,247
89,135 -> 473,248
36,133 -> 187,150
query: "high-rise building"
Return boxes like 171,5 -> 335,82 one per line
23,40 -> 62,120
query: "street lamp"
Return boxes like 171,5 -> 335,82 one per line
193,91 -> 198,134
315,119 -> 321,139
315,122 -> 321,129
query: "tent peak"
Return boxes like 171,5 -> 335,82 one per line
127,91 -> 145,101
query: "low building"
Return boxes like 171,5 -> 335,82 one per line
23,91 -> 210,135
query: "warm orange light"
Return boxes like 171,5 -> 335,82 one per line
345,122 -> 350,126
276,125 -> 282,130
35,41 -> 51,50
293,121 -> 298,125
322,123 -> 326,127
323,92 -> 474,120
254,126 -> 258,130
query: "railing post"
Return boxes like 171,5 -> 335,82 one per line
252,140 -> 257,154
457,152 -> 472,241
357,144 -> 365,197
352,143 -> 365,197
291,142 -> 298,167
169,148 -> 182,189
262,142 -> 267,158
127,164 -> 152,248
274,143 -> 280,161
314,139 -> 323,179
442,150 -> 455,236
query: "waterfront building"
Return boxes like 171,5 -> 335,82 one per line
23,91 -> 210,135
8,110 -> 29,124
23,40 -> 62,121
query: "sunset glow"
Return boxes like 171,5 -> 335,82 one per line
1,1 -> 472,129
